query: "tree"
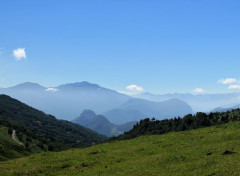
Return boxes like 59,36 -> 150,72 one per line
8,128 -> 13,135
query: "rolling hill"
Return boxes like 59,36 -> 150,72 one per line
112,108 -> 240,141
0,94 -> 106,159
0,121 -> 240,175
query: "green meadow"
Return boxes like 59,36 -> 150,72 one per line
1,121 -> 240,176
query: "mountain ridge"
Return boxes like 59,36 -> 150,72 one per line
72,110 -> 137,137
0,82 -> 193,122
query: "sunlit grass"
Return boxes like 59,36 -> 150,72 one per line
1,122 -> 240,176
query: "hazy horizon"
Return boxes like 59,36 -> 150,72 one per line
1,81 -> 240,96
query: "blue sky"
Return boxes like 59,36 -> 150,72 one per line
0,0 -> 240,94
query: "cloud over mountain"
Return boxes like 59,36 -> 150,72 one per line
45,88 -> 58,92
126,85 -> 144,92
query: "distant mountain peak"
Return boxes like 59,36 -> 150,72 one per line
10,82 -> 45,89
71,81 -> 99,86
164,98 -> 186,103
81,109 -> 96,116
72,109 -> 97,126
57,81 -> 101,90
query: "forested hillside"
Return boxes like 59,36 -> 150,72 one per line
0,95 -> 106,157
0,125 -> 44,161
112,108 -> 240,140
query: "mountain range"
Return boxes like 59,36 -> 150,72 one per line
0,82 -> 193,123
0,82 -> 130,120
211,104 -> 240,113
104,98 -> 192,124
2,81 -> 240,124
134,92 -> 240,112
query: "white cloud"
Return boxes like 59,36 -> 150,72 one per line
118,84 -> 144,96
218,78 -> 237,84
193,88 -> 205,94
126,85 -> 144,92
13,48 -> 26,60
45,88 -> 58,92
228,85 -> 240,90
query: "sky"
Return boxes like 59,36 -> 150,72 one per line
0,0 -> 240,94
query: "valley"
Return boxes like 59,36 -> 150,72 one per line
0,92 -> 240,175
1,1 -> 239,175
0,95 -> 106,161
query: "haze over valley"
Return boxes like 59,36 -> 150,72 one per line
1,1 -> 240,175
1,81 -> 240,124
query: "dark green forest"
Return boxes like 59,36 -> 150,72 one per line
111,109 -> 240,141
0,95 -> 106,155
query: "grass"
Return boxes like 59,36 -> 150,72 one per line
1,122 -> 240,176
0,127 -> 28,161
0,126 -> 43,161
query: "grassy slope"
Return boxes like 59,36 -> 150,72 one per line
1,122 -> 240,176
0,127 -> 26,161
0,127 -> 42,161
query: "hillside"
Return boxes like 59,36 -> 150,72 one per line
72,110 -> 136,137
0,95 -> 106,154
0,121 -> 240,175
112,109 -> 240,141
0,125 -> 44,161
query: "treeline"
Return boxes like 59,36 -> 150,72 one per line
110,109 -> 240,141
